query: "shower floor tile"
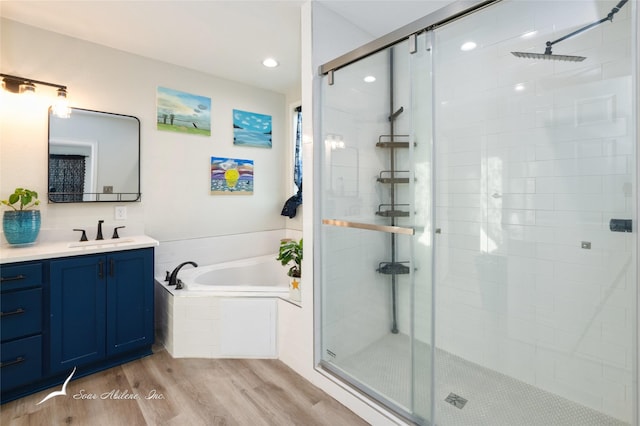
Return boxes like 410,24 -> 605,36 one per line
337,334 -> 628,426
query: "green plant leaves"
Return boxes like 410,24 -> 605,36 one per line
3,188 -> 40,211
276,238 -> 303,277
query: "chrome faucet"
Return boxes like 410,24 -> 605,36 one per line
167,261 -> 198,290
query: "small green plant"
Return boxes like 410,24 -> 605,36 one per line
276,238 -> 303,278
1,188 -> 40,211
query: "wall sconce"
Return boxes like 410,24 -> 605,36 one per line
1,73 -> 71,118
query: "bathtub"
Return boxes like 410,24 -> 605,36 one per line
174,254 -> 289,294
154,254 -> 292,358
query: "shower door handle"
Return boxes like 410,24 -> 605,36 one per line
322,219 -> 415,235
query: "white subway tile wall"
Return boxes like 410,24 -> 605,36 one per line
434,1 -> 635,422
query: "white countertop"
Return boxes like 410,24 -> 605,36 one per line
0,235 -> 159,264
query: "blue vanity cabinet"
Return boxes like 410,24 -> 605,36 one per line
106,249 -> 154,356
0,262 -> 44,392
49,254 -> 107,373
49,248 -> 154,374
1,239 -> 157,404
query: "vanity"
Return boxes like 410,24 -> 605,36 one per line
0,99 -> 152,402
0,236 -> 158,403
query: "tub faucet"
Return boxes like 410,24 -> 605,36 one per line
168,261 -> 198,290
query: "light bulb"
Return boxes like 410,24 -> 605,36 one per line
52,88 -> 71,118
19,82 -> 36,95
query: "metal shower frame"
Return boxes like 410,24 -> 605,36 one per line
319,0 -> 500,78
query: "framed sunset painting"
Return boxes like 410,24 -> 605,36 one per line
210,157 -> 254,195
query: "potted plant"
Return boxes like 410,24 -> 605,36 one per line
276,238 -> 302,302
2,187 -> 41,245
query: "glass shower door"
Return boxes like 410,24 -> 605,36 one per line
430,1 -> 637,424
318,33 -> 433,423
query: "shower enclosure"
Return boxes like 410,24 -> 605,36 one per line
317,0 -> 637,424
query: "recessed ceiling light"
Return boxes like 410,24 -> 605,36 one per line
364,75 -> 376,83
460,41 -> 477,51
514,83 -> 526,91
262,58 -> 279,68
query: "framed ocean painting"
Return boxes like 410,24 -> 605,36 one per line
210,156 -> 254,195
233,109 -> 272,148
157,86 -> 211,136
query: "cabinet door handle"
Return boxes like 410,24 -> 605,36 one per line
109,259 -> 115,277
1,274 -> 26,283
0,356 -> 25,368
0,308 -> 25,318
98,260 -> 105,279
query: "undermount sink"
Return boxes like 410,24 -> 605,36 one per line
67,238 -> 135,248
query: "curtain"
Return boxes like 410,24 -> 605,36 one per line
281,106 -> 302,218
49,154 -> 86,202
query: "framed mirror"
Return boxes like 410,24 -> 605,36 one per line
48,107 -> 140,202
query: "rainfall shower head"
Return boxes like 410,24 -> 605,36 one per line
511,0 -> 627,62
511,50 -> 585,62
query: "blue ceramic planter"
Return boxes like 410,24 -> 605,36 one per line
2,210 -> 41,245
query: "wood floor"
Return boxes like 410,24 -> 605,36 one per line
1,347 -> 368,426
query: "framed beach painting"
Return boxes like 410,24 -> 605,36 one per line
210,156 -> 254,195
233,109 -> 272,148
157,86 -> 211,136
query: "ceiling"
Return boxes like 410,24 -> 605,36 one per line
0,1 -> 448,96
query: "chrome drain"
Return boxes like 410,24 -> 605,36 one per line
445,392 -> 468,409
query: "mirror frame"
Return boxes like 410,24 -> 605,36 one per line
48,107 -> 141,203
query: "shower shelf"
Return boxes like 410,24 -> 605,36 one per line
377,170 -> 410,184
376,261 -> 410,275
377,177 -> 410,184
376,134 -> 413,149
376,204 -> 410,217
376,141 -> 413,148
376,210 -> 410,218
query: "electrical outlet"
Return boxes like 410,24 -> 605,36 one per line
103,185 -> 113,194
114,206 -> 127,220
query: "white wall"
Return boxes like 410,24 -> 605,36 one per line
0,19 -> 288,243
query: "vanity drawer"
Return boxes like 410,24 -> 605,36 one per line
1,262 -> 43,292
0,288 -> 42,341
0,335 -> 42,391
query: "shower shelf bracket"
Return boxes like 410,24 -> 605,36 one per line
389,106 -> 404,122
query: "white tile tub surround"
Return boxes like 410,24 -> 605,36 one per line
154,229 -> 292,277
433,1 -> 636,423
155,285 -> 279,359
